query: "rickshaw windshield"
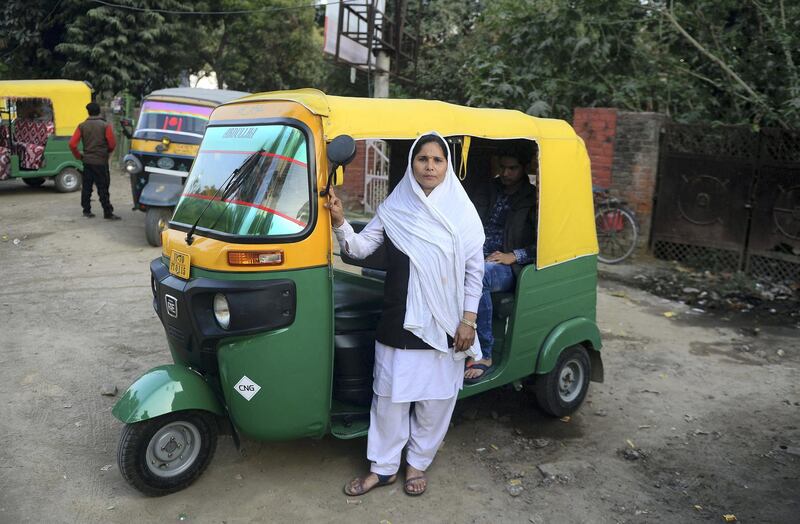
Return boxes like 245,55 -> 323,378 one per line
171,124 -> 311,238
134,101 -> 212,145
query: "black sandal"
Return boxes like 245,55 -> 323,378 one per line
343,473 -> 397,496
403,474 -> 428,496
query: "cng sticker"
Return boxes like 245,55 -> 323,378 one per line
233,376 -> 261,401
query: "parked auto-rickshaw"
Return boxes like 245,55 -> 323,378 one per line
0,79 -> 92,191
112,89 -> 602,495
121,88 -> 249,246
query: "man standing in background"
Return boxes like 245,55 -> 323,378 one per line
69,102 -> 121,220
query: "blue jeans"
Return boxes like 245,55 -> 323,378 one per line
476,262 -> 515,360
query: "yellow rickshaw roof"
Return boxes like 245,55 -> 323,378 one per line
0,79 -> 93,136
232,88 -> 577,141
219,89 -> 599,268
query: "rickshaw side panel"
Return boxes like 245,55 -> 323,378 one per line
458,256 -> 599,397
509,256 -> 599,374
112,365 -> 224,424
211,266 -> 333,441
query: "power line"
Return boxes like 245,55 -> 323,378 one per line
89,0 -> 340,16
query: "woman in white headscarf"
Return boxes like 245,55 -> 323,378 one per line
326,133 -> 485,496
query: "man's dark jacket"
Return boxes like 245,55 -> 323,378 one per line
78,116 -> 112,165
472,179 -> 537,277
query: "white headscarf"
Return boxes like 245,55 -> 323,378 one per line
376,132 -> 485,360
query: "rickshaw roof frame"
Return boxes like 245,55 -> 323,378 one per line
0,79 -> 92,137
212,88 -> 600,269
144,88 -> 250,108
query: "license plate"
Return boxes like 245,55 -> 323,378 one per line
169,250 -> 191,279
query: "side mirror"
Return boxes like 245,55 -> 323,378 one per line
327,135 -> 356,167
321,135 -> 356,197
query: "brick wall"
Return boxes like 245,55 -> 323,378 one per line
610,112 -> 666,248
573,108 -> 665,249
573,108 -> 617,188
336,140 -> 368,213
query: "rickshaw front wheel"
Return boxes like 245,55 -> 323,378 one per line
145,207 -> 173,247
117,410 -> 218,496
534,345 -> 591,417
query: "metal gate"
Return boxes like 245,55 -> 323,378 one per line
364,139 -> 389,213
651,123 -> 800,281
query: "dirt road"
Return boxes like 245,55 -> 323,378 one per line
1,176 -> 798,523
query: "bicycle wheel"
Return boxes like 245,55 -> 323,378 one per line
595,206 -> 638,264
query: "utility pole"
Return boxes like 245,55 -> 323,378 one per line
373,49 -> 391,98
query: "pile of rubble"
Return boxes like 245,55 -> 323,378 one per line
631,262 -> 799,325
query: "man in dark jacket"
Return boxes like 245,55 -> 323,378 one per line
69,102 -> 120,219
465,145 -> 537,383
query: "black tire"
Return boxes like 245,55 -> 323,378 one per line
117,410 -> 218,497
595,206 -> 638,264
22,177 -> 46,187
145,207 -> 173,247
534,345 -> 591,417
54,167 -> 82,192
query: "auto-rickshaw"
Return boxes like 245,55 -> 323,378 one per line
121,88 -> 249,246
112,89 -> 603,496
0,79 -> 92,192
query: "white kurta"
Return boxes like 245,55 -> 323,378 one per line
334,215 -> 483,474
373,341 -> 465,402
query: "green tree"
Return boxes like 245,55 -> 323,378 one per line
56,0 -> 201,98
410,0 -> 799,128
0,0 -> 80,80
187,0 -> 325,92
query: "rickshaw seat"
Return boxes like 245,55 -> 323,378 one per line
0,126 -> 10,180
0,146 -> 10,180
13,120 -> 51,170
492,292 -> 515,319
333,277 -> 383,406
333,277 -> 383,333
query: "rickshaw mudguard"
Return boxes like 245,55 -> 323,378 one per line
139,172 -> 184,207
111,364 -> 224,424
535,317 -> 604,382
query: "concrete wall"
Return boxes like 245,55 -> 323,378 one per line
573,108 -> 666,249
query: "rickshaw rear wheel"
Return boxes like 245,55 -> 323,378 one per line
145,207 -> 173,247
534,345 -> 591,417
22,177 -> 46,187
54,167 -> 81,192
117,410 -> 218,496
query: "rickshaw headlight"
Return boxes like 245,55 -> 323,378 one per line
123,154 -> 142,174
213,293 -> 230,329
150,275 -> 157,297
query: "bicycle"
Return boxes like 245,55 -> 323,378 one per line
593,186 -> 639,264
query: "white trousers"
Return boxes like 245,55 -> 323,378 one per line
367,393 -> 458,476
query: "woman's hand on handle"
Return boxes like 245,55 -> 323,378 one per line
454,311 -> 477,352
325,187 -> 345,228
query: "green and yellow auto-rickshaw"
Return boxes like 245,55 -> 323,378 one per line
112,89 -> 603,496
0,79 -> 92,191
121,88 -> 249,246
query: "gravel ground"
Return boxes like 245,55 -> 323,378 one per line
1,175 -> 798,523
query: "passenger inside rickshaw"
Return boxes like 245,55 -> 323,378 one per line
332,137 -> 539,406
7,98 -> 55,170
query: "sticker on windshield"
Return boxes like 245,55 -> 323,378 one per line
223,127 -> 257,139
234,376 -> 261,401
